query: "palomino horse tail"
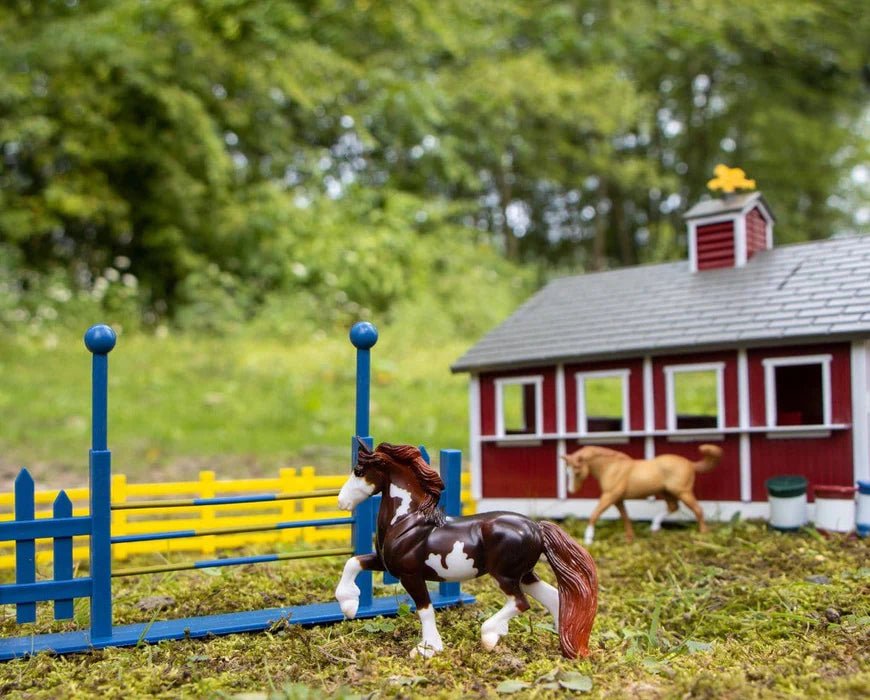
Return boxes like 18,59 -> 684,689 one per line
692,444 -> 722,473
539,521 -> 598,659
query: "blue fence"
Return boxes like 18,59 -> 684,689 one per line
0,322 -> 472,659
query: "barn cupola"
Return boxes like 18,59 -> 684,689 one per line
683,165 -> 775,272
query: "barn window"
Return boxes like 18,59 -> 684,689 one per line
495,376 -> 543,436
763,355 -> 832,427
576,370 -> 630,434
665,363 -> 725,431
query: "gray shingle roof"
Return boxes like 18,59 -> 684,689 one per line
683,191 -> 774,220
452,235 -> 870,373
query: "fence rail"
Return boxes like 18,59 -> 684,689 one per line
0,467 -> 474,570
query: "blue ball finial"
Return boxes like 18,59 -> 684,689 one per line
84,324 -> 117,354
349,321 -> 378,350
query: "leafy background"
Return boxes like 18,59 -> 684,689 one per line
0,0 -> 868,478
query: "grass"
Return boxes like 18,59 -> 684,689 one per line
0,519 -> 867,699
0,326 -> 471,487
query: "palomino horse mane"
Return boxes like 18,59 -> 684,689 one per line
372,442 -> 446,525
583,445 -> 630,460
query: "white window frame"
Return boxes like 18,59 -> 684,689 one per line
665,362 -> 726,431
575,369 -> 630,435
763,355 -> 832,427
494,375 -> 544,437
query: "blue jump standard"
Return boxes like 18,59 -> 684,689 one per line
0,591 -> 474,660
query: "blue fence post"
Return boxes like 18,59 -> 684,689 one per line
349,322 -> 378,611
14,469 -> 36,623
84,324 -> 116,642
351,435 -> 375,611
53,491 -> 74,620
439,450 -> 462,600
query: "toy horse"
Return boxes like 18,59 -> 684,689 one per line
335,441 -> 598,659
562,444 -> 722,544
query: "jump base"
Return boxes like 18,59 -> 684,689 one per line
0,591 -> 475,660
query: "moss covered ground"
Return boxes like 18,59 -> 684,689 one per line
1,518 -> 867,699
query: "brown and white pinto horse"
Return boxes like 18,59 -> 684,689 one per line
335,441 -> 598,659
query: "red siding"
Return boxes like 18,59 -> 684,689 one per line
481,443 -> 558,497
480,366 -> 557,436
650,351 -> 739,500
564,358 -> 646,432
746,207 -> 768,259
747,343 -> 852,426
476,341 -> 855,505
747,342 -> 853,499
749,432 -> 853,501
696,220 -> 735,270
653,435 -> 740,500
652,351 -> 739,430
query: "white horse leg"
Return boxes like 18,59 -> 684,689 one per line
410,605 -> 444,658
585,493 -> 619,544
481,597 -> 523,651
521,579 -> 560,632
335,556 -> 362,619
584,524 -> 595,544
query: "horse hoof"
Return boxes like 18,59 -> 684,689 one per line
411,643 -> 439,658
480,619 -> 509,651
339,598 -> 359,619
583,525 -> 595,544
481,631 -> 500,651
335,583 -> 361,619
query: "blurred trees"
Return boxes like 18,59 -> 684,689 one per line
0,0 -> 867,330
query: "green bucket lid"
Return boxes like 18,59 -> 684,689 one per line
765,475 -> 808,498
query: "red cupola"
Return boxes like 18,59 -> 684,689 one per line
683,166 -> 775,272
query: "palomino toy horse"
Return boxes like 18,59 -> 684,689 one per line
335,441 -> 598,659
562,444 -> 722,544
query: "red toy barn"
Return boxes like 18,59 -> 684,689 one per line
452,190 -> 870,522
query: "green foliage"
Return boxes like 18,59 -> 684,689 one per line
1,1 -> 866,334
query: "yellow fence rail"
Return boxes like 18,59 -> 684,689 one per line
0,468 -> 475,570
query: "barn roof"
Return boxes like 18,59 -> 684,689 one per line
682,191 -> 775,221
452,234 -> 870,373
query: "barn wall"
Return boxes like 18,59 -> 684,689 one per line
696,220 -> 736,270
652,350 -> 740,430
564,358 -> 646,431
479,366 -> 557,436
745,207 -> 768,259
653,435 -> 742,500
747,342 -> 853,425
749,432 -> 854,501
481,442 -> 558,498
747,342 -> 853,499
475,342 -> 856,507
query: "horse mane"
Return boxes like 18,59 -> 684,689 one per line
581,445 -> 631,461
374,442 -> 446,525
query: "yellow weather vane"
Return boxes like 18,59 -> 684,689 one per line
707,164 -> 756,194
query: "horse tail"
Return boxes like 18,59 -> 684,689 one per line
539,521 -> 598,659
692,444 -> 722,473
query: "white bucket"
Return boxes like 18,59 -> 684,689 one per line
813,485 -> 856,534
768,494 -> 808,530
765,475 -> 808,531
